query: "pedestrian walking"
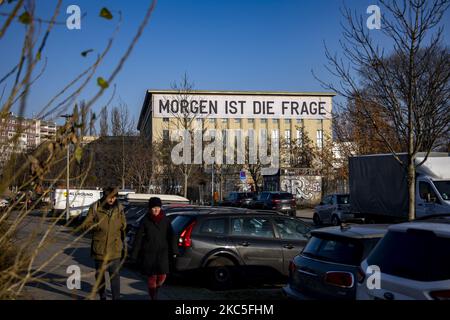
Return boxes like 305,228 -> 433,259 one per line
130,197 -> 178,300
78,186 -> 127,300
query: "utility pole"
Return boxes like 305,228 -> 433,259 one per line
122,135 -> 125,190
61,114 -> 73,222
211,163 -> 214,207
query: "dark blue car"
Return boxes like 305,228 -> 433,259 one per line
283,224 -> 388,300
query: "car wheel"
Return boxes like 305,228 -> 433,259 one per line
206,257 -> 235,290
313,213 -> 322,226
331,215 -> 341,226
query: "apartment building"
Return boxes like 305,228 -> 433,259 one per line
0,113 -> 57,171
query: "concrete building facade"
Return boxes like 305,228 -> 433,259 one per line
138,90 -> 333,147
137,90 -> 335,203
0,113 -> 57,172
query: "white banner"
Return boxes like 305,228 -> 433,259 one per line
152,93 -> 332,119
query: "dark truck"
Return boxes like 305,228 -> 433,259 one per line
349,153 -> 450,223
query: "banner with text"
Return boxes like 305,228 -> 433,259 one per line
152,94 -> 332,119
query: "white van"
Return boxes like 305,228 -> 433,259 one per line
125,193 -> 189,205
52,189 -> 102,217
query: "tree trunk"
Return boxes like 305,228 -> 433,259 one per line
408,157 -> 416,221
184,172 -> 188,198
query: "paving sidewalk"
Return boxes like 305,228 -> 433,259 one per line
19,213 -> 284,300
295,208 -> 314,220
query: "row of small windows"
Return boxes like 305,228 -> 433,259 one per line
162,117 -> 306,125
162,129 -> 324,147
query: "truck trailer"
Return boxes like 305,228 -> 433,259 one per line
349,153 -> 450,223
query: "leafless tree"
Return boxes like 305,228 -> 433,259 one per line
110,100 -> 136,136
0,0 -> 157,299
99,106 -> 109,137
316,0 -> 450,220
164,73 -> 208,198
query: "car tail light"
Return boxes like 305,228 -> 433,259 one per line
324,271 -> 354,288
430,290 -> 450,300
178,221 -> 197,248
356,267 -> 365,284
272,199 -> 281,204
288,260 -> 296,274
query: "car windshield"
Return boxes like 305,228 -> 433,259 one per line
336,195 -> 350,204
367,229 -> 450,281
272,193 -> 293,200
433,180 -> 450,201
302,235 -> 366,265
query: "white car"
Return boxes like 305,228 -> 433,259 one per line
0,198 -> 9,208
357,215 -> 450,300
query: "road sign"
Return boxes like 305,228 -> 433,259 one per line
239,171 -> 246,182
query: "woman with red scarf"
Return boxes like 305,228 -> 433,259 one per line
130,197 -> 178,300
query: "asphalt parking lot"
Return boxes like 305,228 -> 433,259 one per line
19,212 -> 291,300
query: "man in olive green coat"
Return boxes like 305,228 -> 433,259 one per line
79,186 -> 127,300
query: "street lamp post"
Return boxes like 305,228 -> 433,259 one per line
61,114 -> 73,222
211,163 -> 214,207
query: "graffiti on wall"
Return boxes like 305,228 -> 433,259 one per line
280,176 -> 322,203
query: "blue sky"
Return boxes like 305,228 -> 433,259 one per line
1,0 -> 449,127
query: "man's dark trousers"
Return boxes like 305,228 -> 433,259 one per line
94,259 -> 121,300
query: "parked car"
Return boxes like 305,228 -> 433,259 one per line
124,193 -> 190,205
283,224 -> 388,300
125,206 -> 247,254
220,192 -> 256,208
357,215 -> 450,300
249,192 -> 296,216
0,197 -> 10,210
170,210 -> 312,289
313,193 -> 356,226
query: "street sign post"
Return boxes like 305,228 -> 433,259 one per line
239,171 -> 246,182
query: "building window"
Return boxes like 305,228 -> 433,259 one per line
235,118 -> 241,124
163,130 -> 169,141
260,119 -> 267,123
284,119 -> 290,125
163,117 -> 169,122
247,119 -> 254,124
296,118 -> 302,124
272,129 -> 279,141
272,119 -> 279,125
222,130 -> 227,149
284,130 -> 291,141
316,129 -> 323,148
296,129 -> 302,146
222,119 -> 228,125
209,118 -> 215,123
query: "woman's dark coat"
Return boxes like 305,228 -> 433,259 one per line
130,213 -> 178,275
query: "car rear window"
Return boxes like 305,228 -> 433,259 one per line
367,229 -> 450,281
272,193 -> 293,200
171,215 -> 195,234
302,236 -> 367,265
